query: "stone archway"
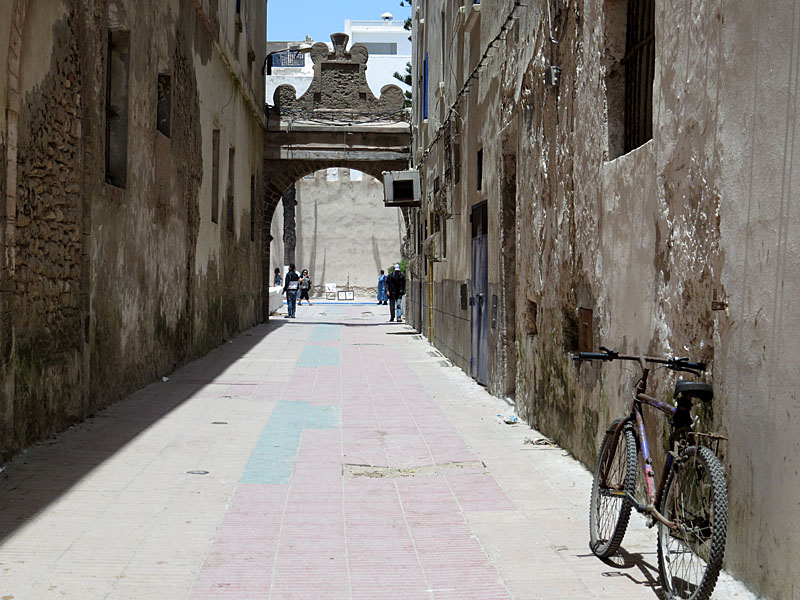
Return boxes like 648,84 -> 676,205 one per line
261,33 -> 411,315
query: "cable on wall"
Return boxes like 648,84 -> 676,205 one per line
418,0 -> 529,165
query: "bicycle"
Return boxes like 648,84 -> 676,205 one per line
574,347 -> 728,600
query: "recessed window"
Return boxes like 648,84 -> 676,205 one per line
362,42 -> 397,55
211,130 -> 220,224
250,174 -> 255,242
477,149 -> 483,191
226,147 -> 235,232
578,307 -> 594,352
105,30 -> 130,188
271,50 -> 305,68
605,0 -> 655,158
157,73 -> 171,137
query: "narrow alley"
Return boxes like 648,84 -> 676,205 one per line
0,301 -> 755,600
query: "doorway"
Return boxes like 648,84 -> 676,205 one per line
470,202 -> 489,385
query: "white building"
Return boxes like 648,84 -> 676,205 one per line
345,13 -> 411,99
266,13 -> 411,105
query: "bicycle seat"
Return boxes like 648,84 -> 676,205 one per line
673,381 -> 713,402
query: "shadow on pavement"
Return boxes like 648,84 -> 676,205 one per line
0,317 -> 296,545
599,548 -> 663,596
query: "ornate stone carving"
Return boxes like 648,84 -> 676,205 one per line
273,33 -> 406,122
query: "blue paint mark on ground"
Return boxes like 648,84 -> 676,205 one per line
306,405 -> 340,429
240,401 -> 339,484
310,324 -> 341,342
297,345 -> 340,367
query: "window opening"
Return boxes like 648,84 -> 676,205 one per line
105,29 -> 130,188
250,174 -> 255,242
623,0 -> 655,152
423,52 -> 429,120
157,73 -> 171,137
211,129 -> 220,224
477,148 -> 483,191
226,147 -> 235,232
362,42 -> 397,55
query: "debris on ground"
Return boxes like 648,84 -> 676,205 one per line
524,437 -> 557,446
162,376 -> 169,383
497,413 -> 519,425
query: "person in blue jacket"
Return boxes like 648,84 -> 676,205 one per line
377,270 -> 388,305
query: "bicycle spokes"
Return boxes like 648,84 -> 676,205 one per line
658,446 -> 727,600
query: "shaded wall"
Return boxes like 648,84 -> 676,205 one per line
1,0 -> 266,461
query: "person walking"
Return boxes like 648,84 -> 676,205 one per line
377,270 -> 388,305
273,267 -> 282,287
298,269 -> 313,306
386,264 -> 405,322
283,263 -> 300,318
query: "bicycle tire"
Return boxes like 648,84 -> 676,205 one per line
657,445 -> 728,600
589,419 -> 638,558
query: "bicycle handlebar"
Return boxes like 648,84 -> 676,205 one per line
573,350 -> 706,373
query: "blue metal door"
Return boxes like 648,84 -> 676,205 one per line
470,203 -> 489,385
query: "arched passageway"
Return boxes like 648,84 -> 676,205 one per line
260,33 -> 411,315
270,168 -> 406,295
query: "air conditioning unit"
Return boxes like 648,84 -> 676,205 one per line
383,170 -> 421,207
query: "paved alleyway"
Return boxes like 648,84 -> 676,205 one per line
0,301 -> 757,599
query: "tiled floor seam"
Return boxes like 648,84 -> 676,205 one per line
339,340 -> 354,600
365,343 -> 435,599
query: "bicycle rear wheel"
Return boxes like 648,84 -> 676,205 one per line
589,419 -> 637,558
657,445 -> 728,600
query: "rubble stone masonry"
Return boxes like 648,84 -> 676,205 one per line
1,0 -> 267,461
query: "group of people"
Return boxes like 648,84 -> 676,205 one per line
378,264 -> 405,322
274,265 -> 312,319
274,263 -> 405,323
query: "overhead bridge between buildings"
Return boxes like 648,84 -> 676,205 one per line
262,32 -> 411,217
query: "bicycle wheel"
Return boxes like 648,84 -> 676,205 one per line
657,445 -> 728,600
589,419 -> 638,558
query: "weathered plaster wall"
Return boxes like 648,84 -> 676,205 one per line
1,0 -> 266,461
410,0 -> 800,596
715,3 -> 800,595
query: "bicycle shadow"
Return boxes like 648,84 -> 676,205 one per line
593,548 -> 664,596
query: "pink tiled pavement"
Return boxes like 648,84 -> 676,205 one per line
191,318 -> 515,599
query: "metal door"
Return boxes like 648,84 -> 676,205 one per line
470,204 -> 489,385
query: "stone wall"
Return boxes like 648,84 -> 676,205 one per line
12,10 -> 84,447
1,0 -> 267,461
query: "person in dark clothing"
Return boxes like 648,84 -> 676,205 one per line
298,269 -> 313,306
283,263 -> 300,318
386,264 -> 406,322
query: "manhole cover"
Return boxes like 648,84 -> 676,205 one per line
186,470 -> 209,475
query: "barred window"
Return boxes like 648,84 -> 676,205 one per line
623,0 -> 655,152
605,0 -> 654,158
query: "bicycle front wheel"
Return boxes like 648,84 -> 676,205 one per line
589,419 -> 637,558
657,445 -> 728,600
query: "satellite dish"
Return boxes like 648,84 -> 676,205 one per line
381,12 -> 393,21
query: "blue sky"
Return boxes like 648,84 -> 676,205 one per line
267,0 -> 411,43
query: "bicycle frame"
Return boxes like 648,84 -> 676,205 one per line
606,356 -> 681,529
